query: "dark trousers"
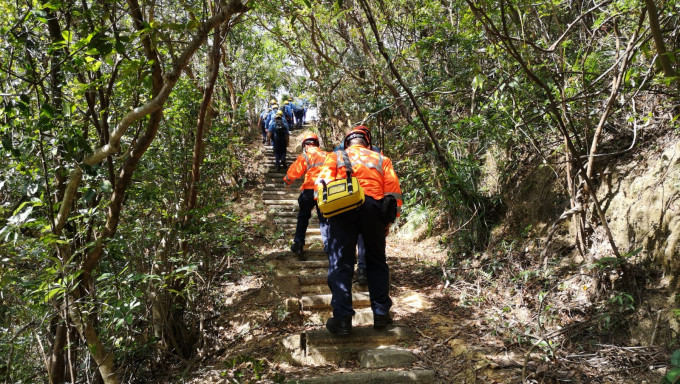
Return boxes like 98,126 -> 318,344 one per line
326,196 -> 391,319
294,111 -> 304,128
273,134 -> 287,167
294,189 -> 329,248
357,235 -> 366,270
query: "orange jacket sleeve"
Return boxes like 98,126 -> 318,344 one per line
381,156 -> 403,217
300,148 -> 328,190
283,154 -> 308,185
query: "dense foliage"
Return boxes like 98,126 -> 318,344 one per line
1,0 -> 678,381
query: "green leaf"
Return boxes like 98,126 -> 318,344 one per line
115,41 -> 126,54
40,103 -> 55,118
45,287 -> 64,302
666,367 -> 680,383
61,30 -> 72,44
83,189 -> 96,203
100,180 -> 113,194
671,349 -> 680,367
42,1 -> 61,10
8,205 -> 33,225
1,135 -> 12,151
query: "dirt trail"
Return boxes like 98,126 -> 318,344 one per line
176,127 -> 664,383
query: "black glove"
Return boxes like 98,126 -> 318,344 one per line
380,195 -> 398,224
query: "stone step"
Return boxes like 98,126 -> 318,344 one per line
269,259 -> 327,276
263,160 -> 297,165
285,259 -> 328,269
267,210 -> 302,218
263,187 -> 302,192
264,199 -> 300,205
299,272 -> 327,286
262,190 -> 300,196
305,324 -> 414,347
359,347 -> 419,368
270,215 -> 325,225
294,369 -> 436,384
301,284 -> 331,294
262,187 -> 299,193
265,172 -> 289,178
263,152 -> 296,158
273,270 -> 327,280
268,250 -> 326,263
302,235 -> 323,244
299,277 -> 366,293
281,227 -> 322,235
301,292 -> 370,310
281,325 -> 415,366
263,183 -> 290,190
303,306 -> 374,327
274,217 -> 321,225
264,183 -> 304,190
296,249 -> 327,258
265,205 -> 299,212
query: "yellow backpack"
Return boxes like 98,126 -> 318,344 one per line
317,151 -> 365,218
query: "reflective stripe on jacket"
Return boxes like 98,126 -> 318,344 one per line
284,146 -> 329,190
316,144 -> 403,215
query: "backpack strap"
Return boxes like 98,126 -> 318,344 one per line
340,150 -> 354,194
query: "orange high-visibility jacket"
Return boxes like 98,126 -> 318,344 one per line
316,144 -> 403,216
284,146 -> 329,190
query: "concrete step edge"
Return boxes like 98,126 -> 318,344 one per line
293,369 -> 436,384
301,292 -> 370,309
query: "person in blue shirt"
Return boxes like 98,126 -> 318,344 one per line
258,109 -> 269,144
293,101 -> 305,129
332,125 -> 382,285
267,110 -> 290,171
264,104 -> 279,145
283,100 -> 294,128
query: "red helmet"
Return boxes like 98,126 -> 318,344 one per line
344,129 -> 369,148
353,125 -> 371,145
301,133 -> 319,147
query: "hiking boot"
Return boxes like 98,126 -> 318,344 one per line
326,315 -> 352,336
354,268 -> 368,285
290,242 -> 303,256
373,313 -> 393,330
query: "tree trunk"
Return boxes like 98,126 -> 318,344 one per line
357,0 -> 451,171
47,321 -> 66,384
644,0 -> 677,83
59,2 -> 248,382
185,28 -> 224,224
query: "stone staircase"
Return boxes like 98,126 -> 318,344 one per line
261,139 -> 435,383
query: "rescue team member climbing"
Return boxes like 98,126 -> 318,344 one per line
333,125 -> 382,286
268,110 -> 289,171
284,133 -> 329,256
264,103 -> 279,146
293,100 -> 306,129
257,109 -> 268,144
315,129 -> 403,336
283,100 -> 294,127
261,99 -> 278,145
